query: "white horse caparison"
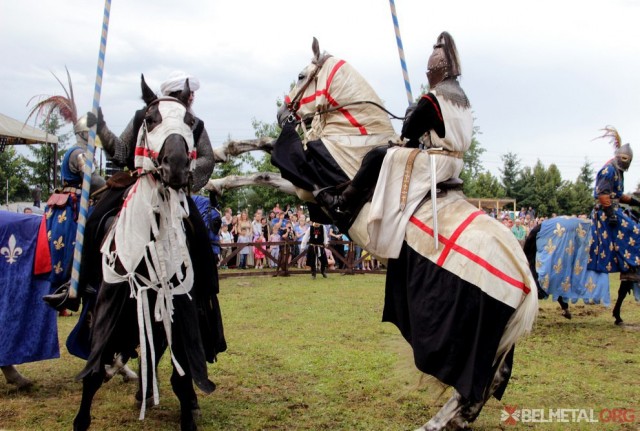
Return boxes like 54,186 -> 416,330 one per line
206,38 -> 537,430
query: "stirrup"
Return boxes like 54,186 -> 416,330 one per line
42,283 -> 81,312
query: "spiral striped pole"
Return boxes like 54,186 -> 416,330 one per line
389,0 -> 413,105
69,0 -> 112,298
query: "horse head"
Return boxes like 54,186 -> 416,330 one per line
280,39 -> 395,140
137,74 -> 195,190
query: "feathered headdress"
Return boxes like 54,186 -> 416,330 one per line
593,125 -> 622,149
26,66 -> 78,127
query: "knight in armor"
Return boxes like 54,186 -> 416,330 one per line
47,71 -> 226,400
588,126 -> 640,274
314,31 -> 472,233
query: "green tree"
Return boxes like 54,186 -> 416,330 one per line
0,147 -> 31,202
22,112 -> 70,195
460,130 -> 486,196
500,152 -> 521,198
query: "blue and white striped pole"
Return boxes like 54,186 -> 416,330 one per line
389,0 -> 413,105
69,0 -> 111,298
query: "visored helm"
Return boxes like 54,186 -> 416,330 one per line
614,143 -> 633,171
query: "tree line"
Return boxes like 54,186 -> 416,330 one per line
2,113 -> 597,218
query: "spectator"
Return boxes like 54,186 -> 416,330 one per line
237,225 -> 252,269
254,232 -> 266,269
221,207 -> 233,227
31,185 -> 42,208
269,226 -> 281,268
219,224 -> 233,269
511,218 -> 527,247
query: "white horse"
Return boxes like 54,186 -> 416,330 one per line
207,38 -> 537,430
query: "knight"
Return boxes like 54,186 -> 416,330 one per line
314,31 -> 472,234
588,126 -> 640,273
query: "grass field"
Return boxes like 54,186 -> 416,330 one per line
1,273 -> 639,430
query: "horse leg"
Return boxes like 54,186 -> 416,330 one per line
612,280 -> 633,325
1,365 -> 33,389
171,366 -> 200,431
557,296 -> 571,319
73,368 -> 106,431
417,351 -> 514,431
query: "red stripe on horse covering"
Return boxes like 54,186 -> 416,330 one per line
34,216 -> 52,275
298,60 -> 368,135
409,214 -> 530,294
135,146 -> 159,160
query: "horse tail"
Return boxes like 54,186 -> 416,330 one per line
495,281 -> 538,365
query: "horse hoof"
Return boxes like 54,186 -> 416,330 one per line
562,310 -> 572,320
614,318 -> 624,325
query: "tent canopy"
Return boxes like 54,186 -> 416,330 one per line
0,113 -> 58,145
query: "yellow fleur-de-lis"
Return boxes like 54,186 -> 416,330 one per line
624,250 -> 631,260
553,258 -> 563,274
45,208 -> 53,220
629,237 -> 636,247
601,166 -> 609,175
602,230 -> 608,240
57,211 -> 67,224
565,240 -> 575,256
576,223 -> 587,239
621,219 -> 629,228
554,223 -> 566,237
561,277 -> 571,292
574,260 -> 583,275
544,238 -> 556,254
54,261 -> 63,274
53,236 -> 65,250
635,256 -> 640,266
600,250 -> 607,259
599,213 -> 607,222
617,231 -> 625,240
606,262 -> 613,272
634,226 -> 640,235
535,258 -> 542,270
542,274 -> 549,289
585,277 -> 596,292
47,230 -> 52,241
609,243 -> 615,251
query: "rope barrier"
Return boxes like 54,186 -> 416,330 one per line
69,0 -> 112,298
388,0 -> 413,105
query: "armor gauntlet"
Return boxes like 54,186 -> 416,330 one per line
620,194 -> 640,207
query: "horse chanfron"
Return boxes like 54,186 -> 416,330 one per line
137,75 -> 195,190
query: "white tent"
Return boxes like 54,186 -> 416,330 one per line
0,113 -> 58,145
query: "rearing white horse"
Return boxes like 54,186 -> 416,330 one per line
208,37 -> 537,431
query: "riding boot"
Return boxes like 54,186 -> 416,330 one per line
314,184 -> 359,229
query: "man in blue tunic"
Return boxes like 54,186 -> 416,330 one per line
588,126 -> 640,274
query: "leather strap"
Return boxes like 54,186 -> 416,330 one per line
400,148 -> 421,211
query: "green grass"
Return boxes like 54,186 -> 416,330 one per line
1,273 -> 639,430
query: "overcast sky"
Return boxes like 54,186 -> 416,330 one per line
2,0 -> 640,193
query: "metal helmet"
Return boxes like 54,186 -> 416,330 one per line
614,143 -> 633,171
595,126 -> 632,171
427,31 -> 462,88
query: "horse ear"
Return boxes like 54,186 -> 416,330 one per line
178,79 -> 191,106
141,74 -> 156,106
312,37 -> 320,61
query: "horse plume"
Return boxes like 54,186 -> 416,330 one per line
594,125 -> 622,149
26,66 -> 78,127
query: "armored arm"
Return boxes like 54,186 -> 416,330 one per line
191,121 -> 215,192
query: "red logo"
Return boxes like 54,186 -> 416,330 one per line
501,405 -> 520,425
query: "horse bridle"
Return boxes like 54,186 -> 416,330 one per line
286,54 -> 333,120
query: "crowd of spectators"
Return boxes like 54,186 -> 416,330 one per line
214,203 -> 382,272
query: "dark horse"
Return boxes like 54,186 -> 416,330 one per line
73,77 -> 220,431
523,216 -> 638,325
